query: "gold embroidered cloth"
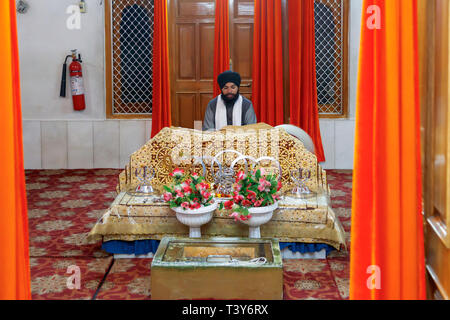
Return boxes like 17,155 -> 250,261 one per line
88,192 -> 345,249
116,124 -> 330,195
88,124 -> 346,250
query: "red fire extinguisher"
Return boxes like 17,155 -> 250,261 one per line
60,49 -> 86,111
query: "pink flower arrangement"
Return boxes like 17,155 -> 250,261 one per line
223,200 -> 234,210
219,169 -> 281,220
229,211 -> 240,221
169,168 -> 184,178
236,171 -> 247,181
257,177 -> 272,192
196,182 -> 209,192
163,192 -> 173,202
163,169 -> 214,211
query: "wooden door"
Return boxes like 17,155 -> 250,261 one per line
168,0 -> 254,129
420,0 -> 450,300
168,0 -> 215,129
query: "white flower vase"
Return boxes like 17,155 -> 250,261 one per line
240,202 -> 278,238
172,202 -> 218,238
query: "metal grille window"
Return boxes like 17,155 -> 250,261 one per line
111,0 -> 154,115
314,0 -> 347,116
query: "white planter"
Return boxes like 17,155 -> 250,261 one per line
172,202 -> 218,238
240,202 -> 279,238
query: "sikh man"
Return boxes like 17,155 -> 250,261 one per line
202,70 -> 257,131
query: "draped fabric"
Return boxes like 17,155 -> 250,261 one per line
102,240 -> 335,256
288,0 -> 325,162
102,240 -> 161,255
151,0 -> 171,138
0,0 -> 31,300
213,0 -> 230,96
350,0 -> 426,299
251,0 -> 284,126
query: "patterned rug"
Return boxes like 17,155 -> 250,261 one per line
26,169 -> 352,300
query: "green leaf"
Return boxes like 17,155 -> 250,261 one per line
163,186 -> 172,193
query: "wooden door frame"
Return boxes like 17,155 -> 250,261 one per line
421,0 -> 450,300
423,0 -> 450,249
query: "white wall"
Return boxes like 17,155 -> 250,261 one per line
18,0 -> 152,169
18,0 -> 105,120
19,0 -> 362,169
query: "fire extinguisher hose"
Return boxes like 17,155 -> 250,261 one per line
59,55 -> 72,98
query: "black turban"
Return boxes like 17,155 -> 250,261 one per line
217,70 -> 241,89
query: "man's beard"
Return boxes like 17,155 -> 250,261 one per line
221,90 -> 239,104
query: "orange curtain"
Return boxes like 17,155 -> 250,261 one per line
350,0 -> 426,299
213,0 -> 230,96
0,0 -> 31,300
288,0 -> 325,162
251,0 -> 284,126
151,0 -> 171,138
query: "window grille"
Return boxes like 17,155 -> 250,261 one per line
111,0 -> 154,114
314,0 -> 345,115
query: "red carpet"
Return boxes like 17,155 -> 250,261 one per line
26,169 -> 352,300
95,259 -> 152,300
30,257 -> 113,300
